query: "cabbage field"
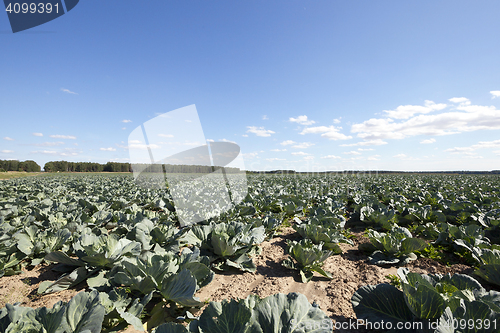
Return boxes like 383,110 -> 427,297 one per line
1,173 -> 500,332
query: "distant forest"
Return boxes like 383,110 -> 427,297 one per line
43,161 -> 131,172
43,161 -> 242,173
0,159 -> 41,172
0,160 -> 241,173
137,163 -> 242,174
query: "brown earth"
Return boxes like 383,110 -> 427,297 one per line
193,228 -> 473,333
0,227 -> 477,332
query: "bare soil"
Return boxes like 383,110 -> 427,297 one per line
0,227 -> 476,332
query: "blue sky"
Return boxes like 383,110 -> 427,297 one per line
1,0 -> 500,171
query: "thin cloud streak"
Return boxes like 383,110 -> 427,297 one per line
246,126 -> 275,137
300,125 -> 352,140
50,135 -> 77,140
61,88 -> 78,95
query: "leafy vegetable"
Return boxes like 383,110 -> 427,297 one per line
181,222 -> 265,272
188,292 -> 332,333
0,290 -> 105,333
474,248 -> 500,287
293,219 -> 352,252
352,268 -> 500,332
40,233 -> 142,294
282,239 -> 333,283
366,226 -> 428,266
13,226 -> 71,266
100,288 -> 153,331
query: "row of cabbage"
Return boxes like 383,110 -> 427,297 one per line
1,291 -> 332,333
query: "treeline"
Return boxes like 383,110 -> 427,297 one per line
0,159 -> 41,172
136,163 -> 242,174
44,161 -> 132,172
43,161 -> 242,173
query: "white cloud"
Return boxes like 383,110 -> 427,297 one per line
383,100 -> 447,119
32,150 -> 57,155
34,142 -> 64,147
262,115 -> 269,120
490,91 -> 500,99
494,150 -> 500,155
291,152 -> 309,156
242,152 -> 259,159
357,148 -> 374,151
333,117 -> 341,124
271,149 -> 287,152
122,119 -> 132,123
33,150 -> 57,155
445,139 -> 500,153
100,147 -> 117,151
50,135 -> 77,140
291,142 -> 315,149
394,154 -> 407,159
32,133 -> 43,137
303,156 -> 314,160
220,138 -> 237,144
367,155 -> 381,161
351,101 -> 500,140
62,151 -> 80,157
449,97 -> 470,105
280,140 -> 296,146
158,134 -> 174,138
300,126 -> 352,140
300,126 -> 331,134
1,150 -> 14,153
266,158 -> 285,161
61,88 -> 78,95
32,149 -> 80,156
289,115 -> 315,125
420,138 -> 436,144
343,151 -> 361,155
246,126 -> 275,137
122,127 -> 127,130
340,139 -> 388,147
3,137 -> 14,141
321,155 -> 341,159
242,134 -> 248,137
